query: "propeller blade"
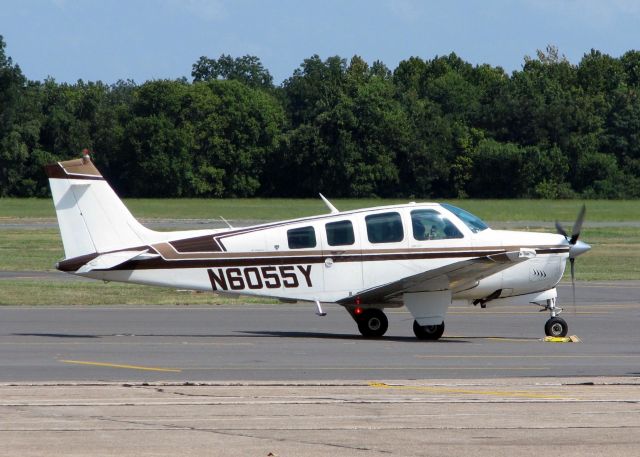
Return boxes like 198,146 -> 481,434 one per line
555,220 -> 568,239
569,205 -> 586,245
570,257 -> 576,311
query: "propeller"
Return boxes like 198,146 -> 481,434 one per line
555,205 -> 591,310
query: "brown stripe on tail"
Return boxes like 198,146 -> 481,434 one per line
44,157 -> 104,180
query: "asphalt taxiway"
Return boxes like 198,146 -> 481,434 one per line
0,282 -> 638,381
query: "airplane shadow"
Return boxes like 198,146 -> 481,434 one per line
12,332 -> 100,339
236,330 -> 470,343
11,331 -> 470,343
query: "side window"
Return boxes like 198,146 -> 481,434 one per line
366,212 -> 404,244
411,209 -> 463,240
326,220 -> 355,246
287,226 -> 317,249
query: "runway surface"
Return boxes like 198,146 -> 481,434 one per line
2,378 -> 639,457
0,282 -> 639,382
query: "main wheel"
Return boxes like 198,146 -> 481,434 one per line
356,309 -> 388,338
413,320 -> 445,340
545,317 -> 568,337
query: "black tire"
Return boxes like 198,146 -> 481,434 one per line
413,320 -> 445,340
545,317 -> 568,337
356,309 -> 388,338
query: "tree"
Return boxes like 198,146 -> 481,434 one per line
1,33 -> 640,199
191,54 -> 273,89
118,78 -> 284,197
0,35 -> 36,196
275,55 -> 403,197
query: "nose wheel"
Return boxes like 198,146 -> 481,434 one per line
545,316 -> 568,337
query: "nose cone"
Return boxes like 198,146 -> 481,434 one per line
570,240 -> 591,258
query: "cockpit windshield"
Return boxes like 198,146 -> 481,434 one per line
441,204 -> 489,233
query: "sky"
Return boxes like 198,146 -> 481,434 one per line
1,0 -> 639,85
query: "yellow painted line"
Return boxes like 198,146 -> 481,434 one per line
368,382 -> 566,400
543,335 -> 581,343
60,359 -> 182,373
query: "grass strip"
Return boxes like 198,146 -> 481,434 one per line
2,198 -> 639,222
0,279 -> 277,306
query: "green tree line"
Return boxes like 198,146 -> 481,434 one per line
1,37 -> 639,199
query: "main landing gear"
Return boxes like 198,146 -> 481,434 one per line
353,308 -> 389,338
540,297 -> 569,337
413,320 -> 445,340
350,307 -> 447,340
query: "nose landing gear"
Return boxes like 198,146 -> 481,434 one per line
540,297 -> 569,337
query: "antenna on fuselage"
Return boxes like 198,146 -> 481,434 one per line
219,216 -> 234,229
319,193 -> 339,214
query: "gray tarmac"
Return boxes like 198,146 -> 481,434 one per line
0,282 -> 639,382
1,282 -> 639,456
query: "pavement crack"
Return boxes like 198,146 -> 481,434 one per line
89,415 -> 393,454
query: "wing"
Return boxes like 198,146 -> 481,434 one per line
336,250 -> 533,305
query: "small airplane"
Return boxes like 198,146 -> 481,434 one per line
45,152 -> 591,340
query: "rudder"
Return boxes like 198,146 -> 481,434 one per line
45,155 -> 155,259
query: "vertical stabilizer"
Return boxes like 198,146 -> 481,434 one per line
45,156 -> 155,259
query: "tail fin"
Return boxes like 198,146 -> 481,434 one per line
45,155 -> 155,259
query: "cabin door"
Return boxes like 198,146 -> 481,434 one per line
320,218 -> 363,299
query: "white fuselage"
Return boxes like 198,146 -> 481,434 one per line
80,202 -> 569,306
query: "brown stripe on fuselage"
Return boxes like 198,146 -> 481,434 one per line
97,246 -> 568,271
150,242 -> 569,261
169,235 -> 223,253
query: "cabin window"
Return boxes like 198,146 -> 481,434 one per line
411,209 -> 463,240
441,203 -> 488,233
287,226 -> 317,249
326,220 -> 355,246
366,212 -> 404,243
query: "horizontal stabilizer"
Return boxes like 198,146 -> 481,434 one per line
76,250 -> 159,274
